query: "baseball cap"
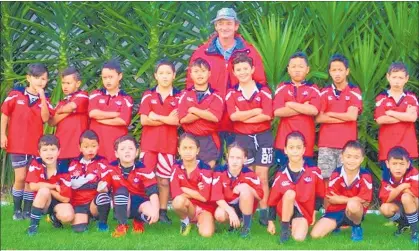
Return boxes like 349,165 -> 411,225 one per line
211,8 -> 240,24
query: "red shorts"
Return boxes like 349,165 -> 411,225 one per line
140,151 -> 175,179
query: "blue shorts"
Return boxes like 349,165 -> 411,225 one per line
10,154 -> 32,169
129,194 -> 148,219
323,210 -> 365,228
235,130 -> 274,167
274,149 -> 315,167
195,135 -> 220,164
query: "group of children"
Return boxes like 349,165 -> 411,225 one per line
0,51 -> 417,244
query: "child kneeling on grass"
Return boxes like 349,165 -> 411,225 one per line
26,135 -> 74,236
311,140 -> 373,242
379,146 -> 418,244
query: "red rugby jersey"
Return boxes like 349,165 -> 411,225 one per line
326,167 -> 373,213
25,158 -> 72,199
374,91 -> 418,160
55,90 -> 89,159
211,164 -> 263,207
379,165 -> 419,203
170,160 -> 216,214
225,83 -> 273,134
88,88 -> 133,162
105,160 -> 157,198
268,164 -> 325,224
138,86 -> 180,155
318,83 -> 363,148
1,87 -> 54,156
273,82 -> 321,156
68,155 -> 109,206
178,86 -> 224,136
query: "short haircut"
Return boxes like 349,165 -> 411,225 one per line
190,58 -> 211,71
342,140 -> 365,156
387,62 -> 409,76
38,134 -> 60,150
154,59 -> 175,73
285,131 -> 306,146
227,142 -> 248,158
232,53 -> 253,67
27,63 -> 48,77
79,130 -> 99,145
387,146 -> 410,161
178,133 -> 200,148
114,134 -> 138,151
61,66 -> 81,81
288,51 -> 309,66
328,54 -> 349,69
103,59 -> 122,74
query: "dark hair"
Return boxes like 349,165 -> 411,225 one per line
61,66 -> 81,81
38,134 -> 60,150
227,142 -> 248,158
190,58 -> 211,71
328,54 -> 349,69
103,59 -> 122,74
387,62 -> 409,76
154,59 -> 175,73
79,130 -> 99,145
178,133 -> 200,148
342,140 -> 365,156
114,134 -> 138,151
232,53 -> 253,67
387,146 -> 410,162
285,131 -> 306,146
27,63 -> 48,77
288,51 -> 309,66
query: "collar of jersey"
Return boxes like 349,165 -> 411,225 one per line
386,90 -> 406,98
282,164 -> 305,182
35,157 -> 58,176
340,166 -> 360,186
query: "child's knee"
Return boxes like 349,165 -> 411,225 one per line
158,178 -> 170,187
172,195 -> 187,209
310,229 -> 322,239
401,193 -> 414,205
214,209 -> 227,222
293,232 -> 307,242
37,187 -> 51,198
57,210 -> 74,223
199,227 -> 214,238
346,199 -> 362,214
379,203 -> 393,216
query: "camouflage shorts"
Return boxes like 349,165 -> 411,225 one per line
318,147 -> 343,179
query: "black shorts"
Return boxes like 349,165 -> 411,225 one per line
74,203 -> 91,215
45,198 -> 61,214
129,195 -> 148,219
323,210 -> 365,228
195,135 -> 220,164
291,206 -> 304,220
10,154 -> 32,169
235,130 -> 273,167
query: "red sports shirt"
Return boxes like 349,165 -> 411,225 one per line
170,160 -> 216,214
1,87 -> 54,156
211,164 -> 263,212
318,83 -> 363,148
379,165 -> 419,203
326,167 -> 373,213
138,87 -> 180,155
68,156 -> 109,206
225,83 -> 273,134
25,158 -> 72,199
55,90 -> 89,159
374,91 -> 418,160
273,82 -> 321,157
88,89 -> 133,162
268,164 -> 325,224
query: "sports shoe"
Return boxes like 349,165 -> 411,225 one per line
394,220 -> 409,236
97,222 -> 109,232
49,213 -> 63,228
23,211 -> 31,220
27,225 -> 39,236
240,227 -> 251,238
259,217 -> 268,226
112,224 -> 129,238
279,228 -> 291,244
13,210 -> 24,221
411,231 -> 418,244
180,222 -> 192,236
351,226 -> 363,242
159,211 -> 172,224
132,219 -> 145,234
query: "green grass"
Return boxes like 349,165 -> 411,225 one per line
0,205 -> 416,250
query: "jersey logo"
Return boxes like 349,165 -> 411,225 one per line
244,176 -> 261,185
98,163 -> 107,169
187,97 -> 194,102
115,100 -> 122,106
303,177 -> 312,183
170,101 -> 176,106
255,96 -> 261,102
288,90 -> 293,96
17,100 -> 25,105
151,99 -> 158,104
178,174 -> 185,180
302,91 -> 309,96
356,183 -> 360,188
68,164 -> 77,172
223,182 -> 228,188
201,174 -> 213,184
281,181 -> 291,187
212,176 -> 220,185
345,96 -> 350,100
99,99 -> 106,104
112,175 -> 121,181
341,182 -> 346,187
40,173 -> 45,179
384,185 -> 393,191
60,178 -> 72,187
134,178 -> 139,183
386,102 -> 393,107
328,96 -> 333,101
28,165 -> 42,172
137,172 -> 156,179
363,178 -> 373,190
237,97 -> 245,102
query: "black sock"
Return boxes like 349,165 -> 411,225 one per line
95,193 -> 111,224
12,188 -> 23,212
406,212 -> 418,233
259,208 -> 268,219
30,206 -> 43,226
23,191 -> 34,213
243,214 -> 252,229
114,188 -> 129,225
280,221 -> 290,232
160,209 -> 167,215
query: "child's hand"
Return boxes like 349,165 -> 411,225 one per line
326,191 -> 340,204
197,182 -> 204,191
267,221 -> 276,235
97,181 -> 108,193
148,209 -> 159,224
0,135 -> 7,149
227,208 -> 241,228
406,105 -> 417,114
149,112 -> 160,121
55,184 -> 61,193
36,87 -> 46,99
254,108 -> 263,114
169,109 -> 178,118
385,110 -> 394,116
398,183 -> 410,191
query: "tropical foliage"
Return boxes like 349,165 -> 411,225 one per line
1,1 -> 418,188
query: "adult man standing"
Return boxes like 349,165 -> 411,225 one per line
186,8 -> 269,226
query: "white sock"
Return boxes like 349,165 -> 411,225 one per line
181,217 -> 190,225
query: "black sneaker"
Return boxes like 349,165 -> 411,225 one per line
394,220 -> 410,236
23,211 -> 31,220
240,227 -> 251,238
159,211 -> 172,224
279,229 -> 291,244
27,225 -> 39,236
13,210 -> 24,221
49,213 -> 63,228
259,217 -> 268,226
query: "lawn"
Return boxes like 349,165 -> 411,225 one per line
0,205 -> 416,250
